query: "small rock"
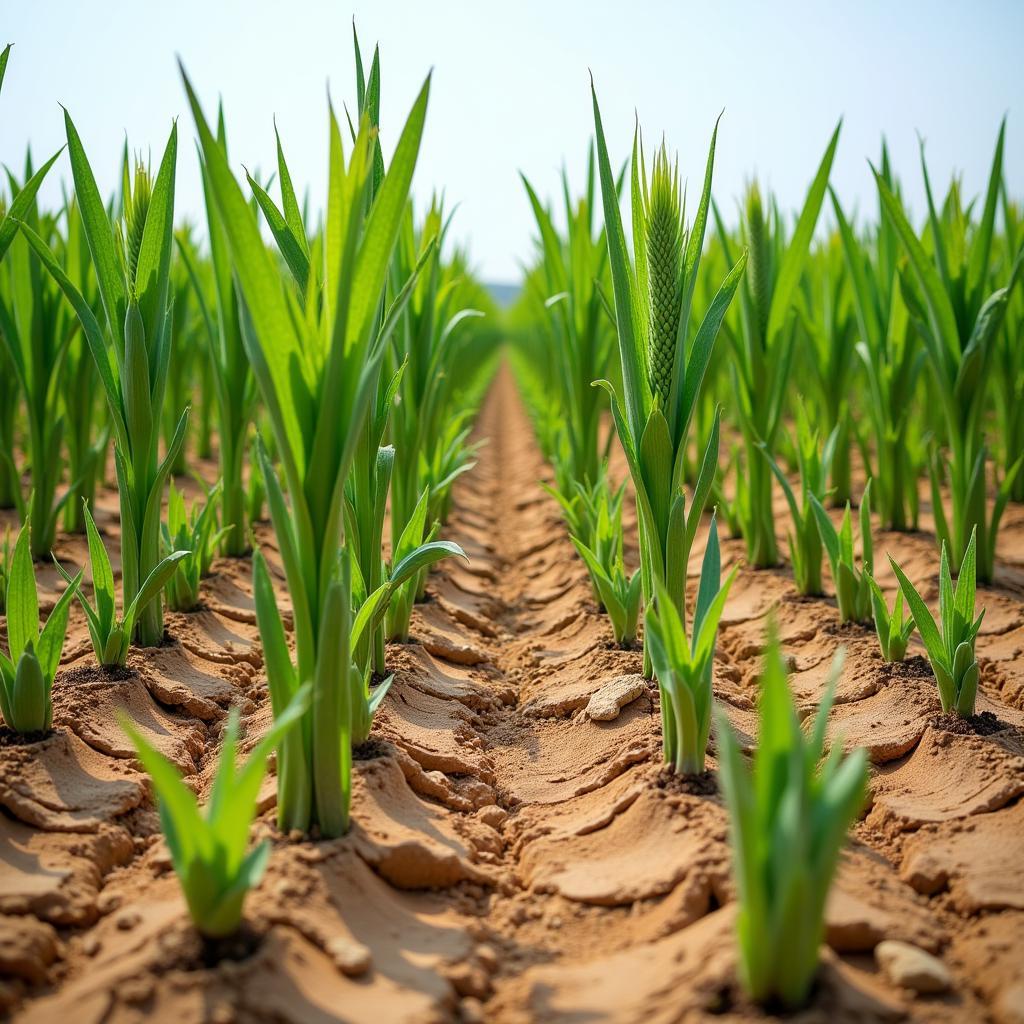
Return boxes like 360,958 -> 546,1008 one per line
326,937 -> 372,977
476,944 -> 498,971
448,962 -> 491,999
477,806 -> 507,829
586,675 -> 647,721
875,940 -> 951,994
115,910 -> 141,932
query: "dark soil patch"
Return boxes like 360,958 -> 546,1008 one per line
0,727 -> 54,747
930,710 -> 1008,736
883,655 -> 933,681
57,663 -> 137,685
655,766 -> 718,797
353,737 -> 392,761
161,921 -> 267,973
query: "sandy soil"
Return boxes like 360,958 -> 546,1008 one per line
1,367 -> 1023,1022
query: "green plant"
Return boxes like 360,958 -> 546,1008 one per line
831,150 -> 926,531
994,197 -> 1023,501
56,503 -> 187,669
866,574 -> 914,663
796,238 -> 858,504
60,198 -> 108,533
715,629 -> 868,1009
809,479 -> 874,623
20,119 -> 189,646
178,119 -> 258,556
591,85 -> 746,675
0,190 -> 75,557
760,405 -> 837,596
0,519 -> 81,733
121,684 -> 310,938
645,514 -> 737,774
889,527 -> 984,716
162,481 -> 229,612
0,529 -> 10,613
0,46 -> 64,512
568,475 -> 642,646
875,125 -> 1023,580
520,147 -> 615,489
183,59 -> 431,836
714,129 -> 839,568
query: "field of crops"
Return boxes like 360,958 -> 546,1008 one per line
1,27 -> 1023,1024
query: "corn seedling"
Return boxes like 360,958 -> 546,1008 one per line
645,514 -> 737,774
121,684 -> 310,938
714,129 -> 840,567
995,196 -> 1024,502
0,188 -> 77,557
889,527 -> 984,716
866,573 -> 914,663
520,148 -> 615,489
760,405 -> 837,596
162,481 -> 230,612
60,199 -> 108,533
796,239 -> 858,504
591,84 -> 747,675
55,502 -> 188,669
20,118 -> 189,647
178,116 -> 258,556
184,59 -> 431,836
715,630 -> 868,1009
875,124 -> 1023,580
568,476 -> 642,645
809,479 -> 874,624
0,520 -> 81,733
831,152 -> 926,531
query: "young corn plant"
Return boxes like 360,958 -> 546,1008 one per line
56,503 -> 188,669
810,479 -> 874,624
889,528 -> 984,716
178,114 -> 257,556
381,201 -> 481,643
520,146 -> 615,490
831,151 -> 926,531
161,481 -> 229,612
121,685 -> 310,938
796,239 -> 858,504
0,193 -> 75,558
60,198 -> 108,533
714,128 -> 840,567
995,197 -> 1023,501
0,520 -> 82,733
568,476 -> 642,646
759,405 -> 837,596
0,47 -> 64,513
20,119 -> 189,646
865,574 -> 914,663
183,61 -> 431,836
591,85 -> 747,675
875,124 -> 1023,580
715,629 -> 868,1009
645,514 -> 737,774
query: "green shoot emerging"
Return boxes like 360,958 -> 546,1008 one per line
162,481 -> 229,612
121,684 -> 310,938
866,574 -> 915,663
715,629 -> 868,1009
645,514 -> 737,774
0,520 -> 81,733
810,480 -> 874,623
56,503 -> 187,669
889,528 -> 984,716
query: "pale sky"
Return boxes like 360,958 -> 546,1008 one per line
2,0 -> 1021,283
